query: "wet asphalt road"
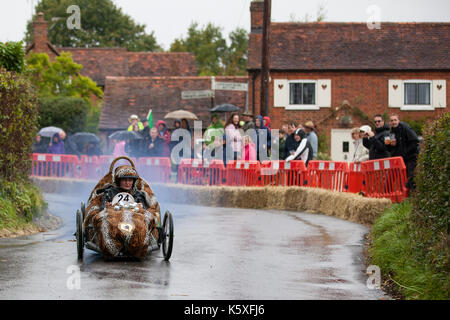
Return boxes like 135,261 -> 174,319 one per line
0,192 -> 388,300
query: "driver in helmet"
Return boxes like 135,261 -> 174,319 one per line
98,165 -> 148,211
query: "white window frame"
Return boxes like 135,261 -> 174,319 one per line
401,79 -> 433,111
286,80 -> 319,110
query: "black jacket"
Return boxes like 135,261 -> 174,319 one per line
388,122 -> 419,162
284,133 -> 300,158
143,136 -> 164,157
362,124 -> 391,160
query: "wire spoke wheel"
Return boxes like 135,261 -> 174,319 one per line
76,209 -> 84,260
162,211 -> 174,261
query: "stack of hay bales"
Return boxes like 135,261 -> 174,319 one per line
153,184 -> 392,226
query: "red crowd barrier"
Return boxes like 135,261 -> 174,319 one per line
260,160 -> 308,186
347,162 -> 364,193
307,161 -> 349,192
361,157 -> 408,203
177,158 -> 225,186
137,157 -> 171,183
79,155 -> 100,179
30,152 -> 409,203
226,160 -> 261,186
31,153 -> 82,178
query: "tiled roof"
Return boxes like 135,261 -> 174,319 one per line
61,48 -> 198,86
247,22 -> 450,71
99,76 -> 248,130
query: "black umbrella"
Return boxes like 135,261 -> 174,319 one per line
109,130 -> 143,141
71,132 -> 101,146
210,104 -> 241,113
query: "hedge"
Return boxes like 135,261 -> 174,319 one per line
0,68 -> 38,180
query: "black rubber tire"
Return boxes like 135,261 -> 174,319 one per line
162,211 -> 174,261
81,202 -> 86,220
76,209 -> 84,261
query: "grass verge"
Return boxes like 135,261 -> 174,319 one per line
0,178 -> 47,237
369,200 -> 449,300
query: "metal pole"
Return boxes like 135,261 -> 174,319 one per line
260,0 -> 271,117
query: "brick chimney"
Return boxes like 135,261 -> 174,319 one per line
250,0 -> 264,33
32,12 -> 49,52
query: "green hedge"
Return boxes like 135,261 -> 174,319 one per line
0,41 -> 25,73
38,96 -> 90,134
0,68 -> 38,180
411,112 -> 449,275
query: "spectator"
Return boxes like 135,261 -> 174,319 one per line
352,126 -> 370,163
242,135 -> 256,161
181,118 -> 192,133
284,121 -> 300,158
278,128 -> 287,160
225,113 -> 242,161
387,114 -> 419,190
127,114 -> 144,131
285,129 -> 313,166
32,134 -> 47,153
144,127 -> 164,157
47,132 -> 65,154
156,120 -> 171,157
254,115 -> 271,161
84,142 -> 102,156
242,111 -> 255,132
141,119 -> 150,138
204,113 -> 224,146
112,139 -> 127,157
125,124 -> 141,157
362,114 -> 390,160
303,121 -> 318,160
263,116 -> 271,132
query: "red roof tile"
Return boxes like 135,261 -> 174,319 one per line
247,22 -> 450,71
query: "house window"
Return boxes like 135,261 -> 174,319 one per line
290,82 -> 316,105
286,80 -> 318,110
404,82 -> 431,105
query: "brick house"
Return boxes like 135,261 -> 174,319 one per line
248,0 -> 449,161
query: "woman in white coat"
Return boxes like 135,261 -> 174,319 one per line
352,126 -> 370,163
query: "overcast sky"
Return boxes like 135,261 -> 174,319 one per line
1,0 -> 449,49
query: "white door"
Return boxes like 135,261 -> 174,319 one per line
331,129 -> 354,162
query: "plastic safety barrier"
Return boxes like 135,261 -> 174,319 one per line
260,160 -> 308,186
31,153 -> 82,178
361,157 -> 408,203
79,155 -> 100,180
226,160 -> 261,186
97,155 -> 137,178
307,161 -> 349,192
177,158 -> 225,186
137,157 -> 171,183
347,162 -> 364,193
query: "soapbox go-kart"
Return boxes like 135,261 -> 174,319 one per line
75,156 -> 174,261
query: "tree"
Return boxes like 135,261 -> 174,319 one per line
24,0 -> 162,52
223,28 -> 248,76
0,41 -> 25,73
171,22 -> 227,76
170,22 -> 248,76
26,52 -> 103,101
38,96 -> 90,134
